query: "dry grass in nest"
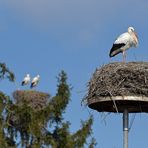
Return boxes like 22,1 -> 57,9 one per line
86,62 -> 148,103
13,90 -> 50,111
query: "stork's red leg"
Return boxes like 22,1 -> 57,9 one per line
122,51 -> 126,63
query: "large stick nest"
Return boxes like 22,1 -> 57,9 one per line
86,62 -> 148,103
13,90 -> 50,111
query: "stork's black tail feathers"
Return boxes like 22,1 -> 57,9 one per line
30,82 -> 34,88
109,43 -> 125,57
21,81 -> 25,86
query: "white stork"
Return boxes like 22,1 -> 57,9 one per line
21,74 -> 31,86
30,75 -> 40,88
109,27 -> 138,62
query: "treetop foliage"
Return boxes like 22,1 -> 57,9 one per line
0,64 -> 96,148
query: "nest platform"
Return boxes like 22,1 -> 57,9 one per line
13,90 -> 50,111
86,62 -> 148,113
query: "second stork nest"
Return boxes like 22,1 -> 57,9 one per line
13,90 -> 50,111
87,62 -> 148,101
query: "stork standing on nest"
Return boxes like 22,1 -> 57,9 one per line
109,27 -> 138,62
21,74 -> 31,86
30,75 -> 40,88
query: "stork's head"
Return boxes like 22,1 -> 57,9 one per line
26,74 -> 30,77
37,75 -> 40,78
128,27 -> 135,33
128,26 -> 138,46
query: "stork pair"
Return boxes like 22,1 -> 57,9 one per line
21,74 -> 40,88
109,26 -> 139,62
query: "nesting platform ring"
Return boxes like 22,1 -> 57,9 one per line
88,96 -> 148,113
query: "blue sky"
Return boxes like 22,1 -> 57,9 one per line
0,0 -> 148,147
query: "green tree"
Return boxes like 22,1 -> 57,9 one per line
0,63 -> 15,147
0,66 -> 96,148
